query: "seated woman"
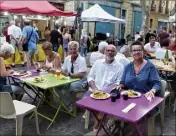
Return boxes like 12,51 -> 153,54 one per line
36,41 -> 61,71
117,41 -> 162,98
35,42 -> 62,101
0,43 -> 24,100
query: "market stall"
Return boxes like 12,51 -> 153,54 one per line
0,0 -> 76,65
81,4 -> 125,24
0,0 -> 75,16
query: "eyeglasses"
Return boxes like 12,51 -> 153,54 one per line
106,50 -> 116,53
131,49 -> 142,53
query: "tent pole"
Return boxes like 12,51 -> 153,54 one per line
94,22 -> 96,37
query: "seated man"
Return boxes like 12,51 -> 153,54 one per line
57,41 -> 88,109
144,36 -> 161,54
84,44 -> 124,131
89,41 -> 108,66
115,52 -> 130,67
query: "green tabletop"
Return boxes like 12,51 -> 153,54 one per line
21,74 -> 80,90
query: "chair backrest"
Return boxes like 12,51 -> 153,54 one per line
160,80 -> 167,97
155,48 -> 172,59
0,92 -> 16,118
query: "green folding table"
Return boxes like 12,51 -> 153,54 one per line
21,74 -> 79,129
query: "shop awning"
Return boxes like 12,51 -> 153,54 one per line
0,0 -> 76,16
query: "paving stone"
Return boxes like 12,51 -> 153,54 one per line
0,66 -> 175,136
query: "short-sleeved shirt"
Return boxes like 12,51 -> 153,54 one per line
50,30 -> 62,45
144,42 -> 161,53
22,25 -> 39,50
89,52 -> 105,66
62,54 -> 87,74
8,25 -> 22,39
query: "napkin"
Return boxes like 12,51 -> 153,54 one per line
122,103 -> 136,113
146,96 -> 152,102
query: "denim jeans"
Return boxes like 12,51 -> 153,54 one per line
53,44 -> 59,52
80,46 -> 87,57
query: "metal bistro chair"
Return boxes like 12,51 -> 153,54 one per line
147,80 -> 170,136
0,92 -> 40,136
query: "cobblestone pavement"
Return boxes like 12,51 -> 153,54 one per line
0,92 -> 175,136
0,66 -> 175,136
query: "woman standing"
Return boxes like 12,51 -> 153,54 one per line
0,43 -> 24,100
80,29 -> 89,57
62,28 -> 72,60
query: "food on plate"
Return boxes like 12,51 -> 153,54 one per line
37,68 -> 47,72
33,77 -> 44,83
92,91 -> 108,99
126,90 -> 138,97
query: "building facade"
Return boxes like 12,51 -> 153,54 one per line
149,0 -> 175,31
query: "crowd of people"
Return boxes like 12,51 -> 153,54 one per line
0,22 -> 176,132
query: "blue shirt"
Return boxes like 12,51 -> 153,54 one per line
22,26 -> 39,50
120,61 -> 161,94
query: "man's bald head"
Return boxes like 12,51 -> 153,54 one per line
104,44 -> 117,63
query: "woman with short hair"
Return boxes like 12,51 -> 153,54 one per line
0,43 -> 24,100
117,41 -> 161,98
36,41 -> 61,71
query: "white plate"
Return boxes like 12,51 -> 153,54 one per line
12,71 -> 27,76
121,90 -> 141,98
90,92 -> 110,100
32,78 -> 46,83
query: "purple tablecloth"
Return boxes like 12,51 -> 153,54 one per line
9,70 -> 45,80
76,94 -> 163,123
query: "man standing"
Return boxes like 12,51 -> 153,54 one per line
158,26 -> 170,44
2,22 -> 10,43
50,25 -> 62,52
8,20 -> 24,67
19,19 -> 39,68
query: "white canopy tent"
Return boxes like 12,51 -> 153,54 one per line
169,13 -> 176,22
81,4 -> 125,23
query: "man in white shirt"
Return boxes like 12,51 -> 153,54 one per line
84,44 -> 124,131
8,20 -> 24,66
134,31 -> 141,41
89,41 -> 108,66
115,53 -> 130,67
86,44 -> 124,94
56,41 -> 88,110
144,36 -> 161,53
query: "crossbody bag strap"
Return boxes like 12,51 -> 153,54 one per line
26,28 -> 33,43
